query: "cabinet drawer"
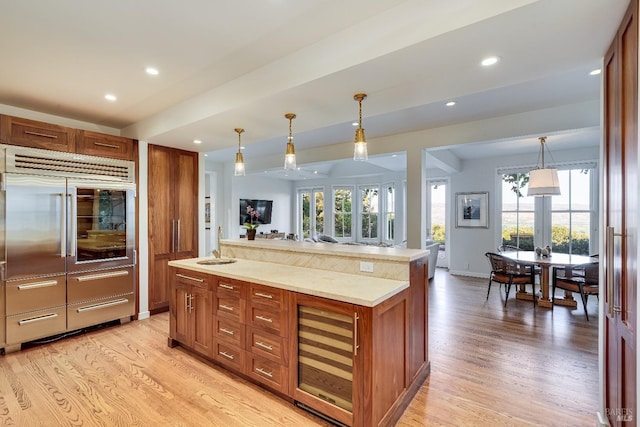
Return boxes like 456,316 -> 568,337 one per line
175,270 -> 210,290
247,328 -> 288,365
1,115 -> 75,152
216,295 -> 243,322
6,276 -> 66,316
247,354 -> 288,394
216,278 -> 243,298
6,306 -> 67,345
249,305 -> 288,337
214,317 -> 244,347
76,130 -> 134,161
68,267 -> 134,304
213,341 -> 244,372
249,284 -> 285,309
67,294 -> 134,330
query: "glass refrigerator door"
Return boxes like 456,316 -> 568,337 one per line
68,180 -> 135,271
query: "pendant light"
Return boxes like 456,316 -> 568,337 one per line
353,93 -> 368,161
527,136 -> 561,196
234,128 -> 245,176
284,113 -> 297,171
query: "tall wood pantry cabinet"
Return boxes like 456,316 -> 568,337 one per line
148,145 -> 198,314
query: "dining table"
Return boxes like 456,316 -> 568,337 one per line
501,251 -> 597,308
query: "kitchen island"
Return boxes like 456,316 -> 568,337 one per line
168,240 -> 430,427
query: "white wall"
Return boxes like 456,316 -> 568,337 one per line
232,174 -> 294,237
444,145 -> 599,277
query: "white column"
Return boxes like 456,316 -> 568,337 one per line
406,145 -> 426,249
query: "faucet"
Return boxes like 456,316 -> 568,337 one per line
211,249 -> 220,259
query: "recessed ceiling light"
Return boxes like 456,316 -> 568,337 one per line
193,139 -> 202,144
204,154 -> 208,157
240,146 -> 245,150
589,69 -> 602,76
314,170 -> 318,174
352,122 -> 359,126
104,94 -> 117,101
145,67 -> 159,76
446,101 -> 456,107
391,154 -> 397,158
481,56 -> 500,66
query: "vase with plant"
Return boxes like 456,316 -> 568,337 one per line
243,205 -> 260,240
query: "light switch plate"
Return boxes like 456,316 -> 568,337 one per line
360,261 -> 374,273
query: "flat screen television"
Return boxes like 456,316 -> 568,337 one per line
240,199 -> 273,225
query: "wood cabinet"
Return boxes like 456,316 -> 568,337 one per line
603,1 -> 637,424
76,130 -> 134,160
169,269 -> 212,357
168,263 -> 417,427
1,115 -> 75,152
148,145 -> 198,313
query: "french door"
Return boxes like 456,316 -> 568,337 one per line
603,2 -> 637,425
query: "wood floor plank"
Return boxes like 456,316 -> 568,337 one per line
0,269 -> 597,426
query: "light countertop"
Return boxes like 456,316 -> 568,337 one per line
220,238 -> 429,262
168,257 -> 409,307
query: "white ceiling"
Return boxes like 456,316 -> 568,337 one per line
0,0 -> 628,175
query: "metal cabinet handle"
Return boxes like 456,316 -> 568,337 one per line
94,142 -> 119,149
76,298 -> 129,312
220,328 -> 235,336
255,367 -> 273,378
255,315 -> 273,323
219,284 -> 234,290
219,351 -> 234,360
255,292 -> 273,299
606,226 -> 623,317
353,312 -> 360,356
255,341 -> 273,351
176,273 -> 204,283
25,130 -> 57,139
69,193 -> 77,257
75,270 -> 129,282
189,294 -> 195,313
18,280 -> 58,290
18,313 -> 58,325
59,193 -> 66,257
219,304 -> 234,312
171,220 -> 175,253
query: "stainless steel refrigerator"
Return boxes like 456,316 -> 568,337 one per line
1,145 -> 136,351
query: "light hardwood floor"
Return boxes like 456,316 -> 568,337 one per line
0,269 -> 598,426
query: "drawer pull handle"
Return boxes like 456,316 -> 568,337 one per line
219,304 -> 234,312
17,280 -> 58,290
76,270 -> 129,282
219,283 -> 234,290
76,298 -> 129,313
176,273 -> 204,283
255,367 -> 273,378
18,312 -> 58,325
255,341 -> 273,351
219,351 -> 235,360
93,142 -> 119,149
24,130 -> 58,139
255,292 -> 273,299
220,328 -> 235,336
255,315 -> 273,323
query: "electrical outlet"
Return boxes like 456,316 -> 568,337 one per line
360,261 -> 374,273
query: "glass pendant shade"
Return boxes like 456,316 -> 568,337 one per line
527,136 -> 561,197
284,113 -> 297,171
234,152 -> 245,176
353,93 -> 368,161
233,128 -> 245,176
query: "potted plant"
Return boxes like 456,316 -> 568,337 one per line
243,205 -> 260,240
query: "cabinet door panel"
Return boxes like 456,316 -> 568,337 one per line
175,150 -> 198,258
170,282 -> 190,344
1,115 -> 75,152
191,287 -> 212,357
77,130 -> 134,160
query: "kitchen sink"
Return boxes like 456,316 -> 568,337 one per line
196,258 -> 237,265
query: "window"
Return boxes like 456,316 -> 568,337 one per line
298,188 -> 324,239
333,187 -> 353,239
501,173 -> 535,250
500,165 -> 596,255
359,185 -> 379,240
550,169 -> 593,255
383,183 -> 395,242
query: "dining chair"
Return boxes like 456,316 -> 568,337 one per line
497,244 -> 542,282
552,261 -> 599,321
485,252 -> 536,308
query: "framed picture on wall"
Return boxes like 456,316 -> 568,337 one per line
456,192 -> 489,228
205,196 -> 211,230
